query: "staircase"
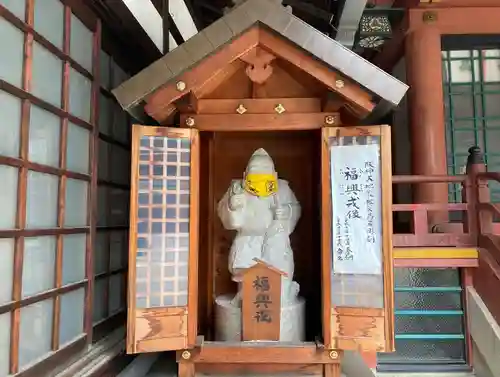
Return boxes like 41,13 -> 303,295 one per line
387,147 -> 500,377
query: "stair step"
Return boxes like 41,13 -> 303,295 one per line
376,373 -> 475,377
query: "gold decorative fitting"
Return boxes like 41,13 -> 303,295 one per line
274,103 -> 286,114
325,115 -> 337,125
185,117 -> 195,127
176,81 -> 186,91
422,11 -> 437,23
329,350 -> 339,360
236,104 -> 247,114
181,350 -> 191,360
335,80 -> 345,89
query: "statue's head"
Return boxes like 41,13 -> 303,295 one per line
243,148 -> 278,197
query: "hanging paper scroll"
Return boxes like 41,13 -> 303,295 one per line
330,139 -> 382,275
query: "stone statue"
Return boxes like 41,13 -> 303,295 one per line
217,148 -> 301,306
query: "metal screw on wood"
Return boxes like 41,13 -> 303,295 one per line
325,115 -> 337,125
335,79 -> 344,89
274,103 -> 286,114
176,80 -> 187,91
329,350 -> 339,359
185,117 -> 195,127
422,11 -> 437,23
236,104 -> 247,114
181,350 -> 191,360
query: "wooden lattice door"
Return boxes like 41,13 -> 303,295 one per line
126,126 -> 199,353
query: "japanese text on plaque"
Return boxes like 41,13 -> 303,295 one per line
330,143 -> 382,275
252,276 -> 273,323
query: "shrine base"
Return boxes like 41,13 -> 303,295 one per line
214,294 -> 306,342
177,342 -> 343,377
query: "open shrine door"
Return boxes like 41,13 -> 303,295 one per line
320,125 -> 395,353
126,126 -> 199,354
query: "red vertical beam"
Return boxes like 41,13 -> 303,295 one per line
84,18 -> 101,345
10,0 -> 34,373
413,208 -> 429,234
405,22 -> 449,225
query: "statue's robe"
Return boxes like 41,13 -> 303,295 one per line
218,179 -> 301,285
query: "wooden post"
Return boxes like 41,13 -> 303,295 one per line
463,146 -> 492,237
405,25 -> 449,225
241,259 -> 286,341
461,146 -> 489,368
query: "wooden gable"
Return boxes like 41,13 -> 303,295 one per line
113,0 -> 408,124
141,27 -> 378,125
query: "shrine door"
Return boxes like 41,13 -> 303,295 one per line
320,125 -> 395,353
126,126 -> 199,354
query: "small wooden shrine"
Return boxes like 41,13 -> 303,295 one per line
113,0 -> 408,376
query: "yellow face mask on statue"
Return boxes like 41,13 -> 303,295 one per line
244,173 -> 278,197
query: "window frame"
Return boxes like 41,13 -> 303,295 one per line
0,2 -> 100,375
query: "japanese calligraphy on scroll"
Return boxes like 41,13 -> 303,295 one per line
330,142 -> 382,275
242,259 -> 284,341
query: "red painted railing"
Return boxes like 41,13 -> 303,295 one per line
390,146 -> 500,325
391,174 -> 473,247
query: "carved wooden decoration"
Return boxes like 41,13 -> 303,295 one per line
242,258 -> 286,341
240,47 -> 276,84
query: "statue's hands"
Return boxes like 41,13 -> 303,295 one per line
229,193 -> 246,210
274,204 -> 291,220
228,181 -> 245,211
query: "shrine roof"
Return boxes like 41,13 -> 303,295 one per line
113,0 -> 408,120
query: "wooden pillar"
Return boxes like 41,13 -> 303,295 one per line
463,146 -> 492,235
405,24 -> 449,225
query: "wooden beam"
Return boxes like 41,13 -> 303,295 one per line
392,234 -> 475,247
151,0 -> 186,45
394,247 -> 478,259
145,27 -> 259,117
179,113 -> 340,131
258,29 -> 376,115
394,258 -> 478,267
179,344 -> 342,364
196,98 -> 322,114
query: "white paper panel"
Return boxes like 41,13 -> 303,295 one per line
330,143 -> 382,275
0,18 -> 24,87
